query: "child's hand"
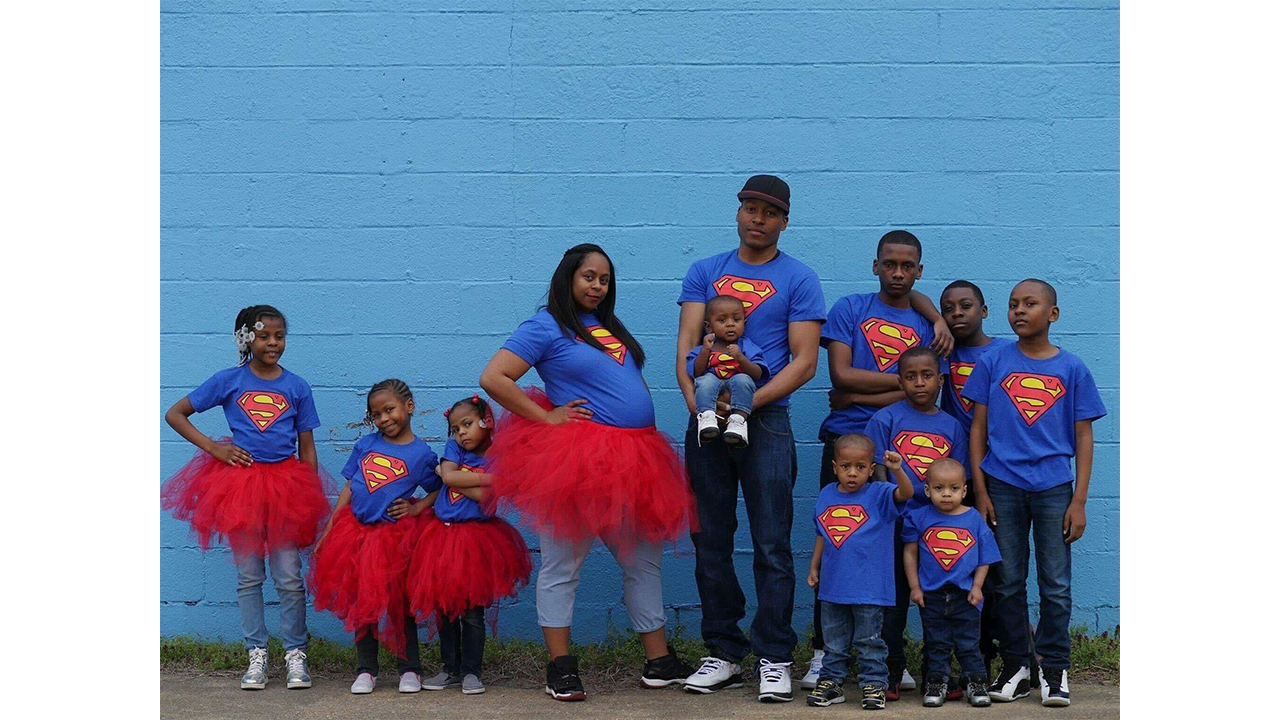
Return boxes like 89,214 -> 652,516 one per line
807,567 -> 820,588
387,499 -> 419,519
434,463 -> 443,477
546,399 -> 593,425
882,450 -> 903,472
1063,499 -> 1087,543
210,441 -> 253,467
702,333 -> 716,350
910,588 -> 925,607
726,343 -> 742,360
968,587 -> 983,607
930,318 -> 955,357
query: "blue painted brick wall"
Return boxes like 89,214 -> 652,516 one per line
161,0 -> 1119,645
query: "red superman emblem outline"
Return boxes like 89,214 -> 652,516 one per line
1000,372 -> 1065,425
236,390 -> 290,432
818,504 -> 869,549
360,452 -> 408,493
921,526 -> 975,571
711,274 -> 777,318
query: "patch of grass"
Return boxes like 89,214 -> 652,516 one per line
162,624 -> 1118,688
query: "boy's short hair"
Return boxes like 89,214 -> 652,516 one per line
898,346 -> 941,373
833,433 -> 876,457
877,230 -> 922,260
942,279 -> 984,306
1016,278 -> 1057,305
926,457 -> 965,482
705,294 -> 746,319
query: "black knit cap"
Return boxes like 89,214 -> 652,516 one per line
737,174 -> 790,214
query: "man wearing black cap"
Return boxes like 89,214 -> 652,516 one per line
675,175 -> 826,702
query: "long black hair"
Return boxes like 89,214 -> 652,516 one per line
544,243 -> 646,368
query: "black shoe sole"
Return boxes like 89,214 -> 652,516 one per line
699,428 -> 720,441
545,686 -> 586,701
758,692 -> 793,703
641,676 -> 686,688
806,695 -> 845,707
683,675 -> 744,694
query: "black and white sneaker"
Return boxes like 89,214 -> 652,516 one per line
756,658 -> 793,702
683,656 -> 743,694
861,684 -> 887,710
1040,667 -> 1070,707
641,651 -> 694,688
922,673 -> 947,707
988,663 -> 1031,702
965,675 -> 992,707
806,678 -> 845,706
545,655 -> 586,701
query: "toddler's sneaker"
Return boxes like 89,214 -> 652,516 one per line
697,410 -> 720,443
683,656 -> 743,694
806,678 -> 845,706
350,672 -> 376,695
462,674 -> 486,695
724,414 -> 749,446
423,671 -> 461,690
965,675 -> 992,707
900,668 -> 917,690
800,649 -> 825,689
922,673 -> 947,707
988,663 -> 1031,702
756,658 -> 793,702
399,671 -> 421,693
641,651 -> 693,688
545,655 -> 586,701
240,647 -> 268,690
284,648 -> 311,689
1040,668 -> 1070,707
861,684 -> 887,710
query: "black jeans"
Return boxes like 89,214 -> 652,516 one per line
920,586 -> 985,681
355,616 -> 422,676
440,606 -> 486,677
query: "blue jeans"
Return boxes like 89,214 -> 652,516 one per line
687,404 -> 798,664
236,547 -> 308,651
985,475 -> 1074,670
920,586 -> 985,680
819,603 -> 888,689
694,372 -> 757,416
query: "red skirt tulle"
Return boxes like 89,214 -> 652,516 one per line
308,506 -> 425,658
487,387 -> 698,551
406,517 -> 531,622
160,449 -> 332,558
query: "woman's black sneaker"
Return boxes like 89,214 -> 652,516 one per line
641,651 -> 693,688
806,679 -> 845,706
545,655 -> 586,701
922,673 -> 948,707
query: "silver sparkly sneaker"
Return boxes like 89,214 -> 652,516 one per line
241,647 -> 268,690
284,648 -> 312,689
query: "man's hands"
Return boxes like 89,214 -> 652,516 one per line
1063,499 -> 1087,543
975,491 -> 997,526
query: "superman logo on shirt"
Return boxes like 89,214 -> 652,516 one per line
892,430 -> 952,481
711,275 -> 776,318
237,391 -> 290,432
1001,372 -> 1065,425
578,325 -> 627,365
449,463 -> 484,504
860,318 -> 921,371
360,452 -> 407,493
921,526 -> 975,571
818,505 -> 868,549
949,360 -> 975,413
710,351 -> 740,379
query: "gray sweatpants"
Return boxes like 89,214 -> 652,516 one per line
536,534 -> 666,633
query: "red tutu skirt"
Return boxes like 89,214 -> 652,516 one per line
308,506 -> 425,658
160,449 -> 332,558
406,517 -> 531,622
487,387 -> 698,551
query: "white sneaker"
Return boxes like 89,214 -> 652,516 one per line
697,410 -> 720,443
723,414 -> 749,446
399,671 -> 421,693
284,648 -> 311,689
351,672 -> 376,694
988,664 -> 1031,702
757,658 -> 793,702
800,649 -> 824,689
900,668 -> 917,690
240,647 -> 268,690
1040,668 -> 1070,707
683,656 -> 743,694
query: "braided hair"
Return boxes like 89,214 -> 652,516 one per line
232,305 -> 286,366
366,378 -> 414,425
446,394 -> 495,436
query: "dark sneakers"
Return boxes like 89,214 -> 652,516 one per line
861,684 -> 887,710
988,663 -> 1032,702
641,652 -> 694,688
965,675 -> 992,707
545,655 -> 586,701
922,673 -> 948,707
885,667 -> 903,701
806,679 -> 845,707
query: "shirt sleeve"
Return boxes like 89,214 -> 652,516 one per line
900,510 -> 922,543
341,436 -> 367,481
186,370 -> 231,413
961,352 -> 994,406
678,259 -> 709,305
744,338 -> 771,383
501,316 -> 554,367
442,438 -> 462,465
866,410 -> 892,461
788,268 -> 827,324
293,378 -> 321,432
880,482 -> 904,518
820,296 -> 857,349
417,445 -> 443,494
684,346 -> 701,378
977,522 -> 1003,565
1071,358 -> 1108,422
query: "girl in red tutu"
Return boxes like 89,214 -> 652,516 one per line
162,304 -> 330,691
309,379 -> 442,696
479,243 -> 698,701
408,394 -> 532,696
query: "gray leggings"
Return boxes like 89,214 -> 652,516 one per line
536,534 -> 666,634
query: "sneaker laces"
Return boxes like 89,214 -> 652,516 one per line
693,657 -> 730,676
285,649 -> 306,673
758,659 -> 791,685
247,648 -> 267,673
807,654 -> 824,674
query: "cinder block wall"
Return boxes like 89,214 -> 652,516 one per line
161,0 -> 1118,644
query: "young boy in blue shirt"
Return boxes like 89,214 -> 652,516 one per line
963,279 -> 1106,708
805,434 -> 915,710
903,458 -> 1001,708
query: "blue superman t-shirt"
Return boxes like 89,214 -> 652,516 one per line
186,364 -> 321,463
683,336 -> 771,383
502,309 -> 655,429
901,505 -> 1001,600
962,343 -> 1107,492
866,401 -> 970,512
813,482 -> 904,606
678,249 -> 826,407
940,337 -> 1014,428
434,438 -> 492,523
820,293 -> 935,439
341,434 -> 442,524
